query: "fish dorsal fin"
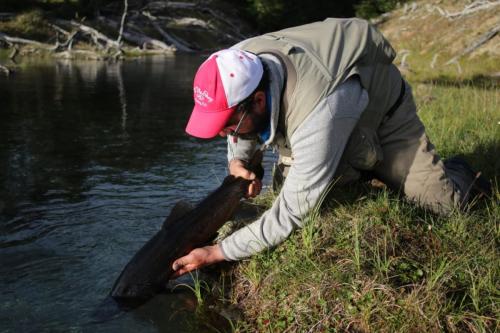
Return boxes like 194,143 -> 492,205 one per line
162,200 -> 193,228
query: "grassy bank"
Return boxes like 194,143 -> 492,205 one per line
174,45 -> 500,331
213,76 -> 498,332
206,3 -> 500,331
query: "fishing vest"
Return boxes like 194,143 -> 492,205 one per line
238,18 -> 402,163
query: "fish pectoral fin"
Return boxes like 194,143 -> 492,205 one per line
162,200 -> 193,228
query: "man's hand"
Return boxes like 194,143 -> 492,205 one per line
229,159 -> 262,198
171,244 -> 225,278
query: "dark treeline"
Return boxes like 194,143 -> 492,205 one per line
0,0 -> 403,33
237,0 -> 403,31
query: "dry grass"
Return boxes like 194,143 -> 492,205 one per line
380,0 -> 500,81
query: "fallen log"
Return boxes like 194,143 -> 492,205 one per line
169,17 -> 211,29
142,1 -> 197,11
9,46 -> 19,61
48,23 -> 71,36
446,0 -> 500,19
446,25 -> 500,65
427,0 -> 500,20
141,11 -> 194,52
48,30 -> 81,53
57,19 -> 120,50
0,64 -> 11,76
141,1 -> 246,41
97,16 -> 174,52
370,12 -> 392,26
0,32 -> 50,48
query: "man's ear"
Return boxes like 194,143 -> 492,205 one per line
253,91 -> 266,114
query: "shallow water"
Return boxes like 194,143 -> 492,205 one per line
0,55 -> 274,332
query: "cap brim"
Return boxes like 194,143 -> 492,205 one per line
185,104 -> 236,139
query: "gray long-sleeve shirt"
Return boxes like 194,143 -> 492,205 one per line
220,55 -> 369,261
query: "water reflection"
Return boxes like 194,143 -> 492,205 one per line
0,55 -> 274,332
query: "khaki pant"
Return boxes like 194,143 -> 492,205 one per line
274,81 -> 468,214
372,81 -> 462,214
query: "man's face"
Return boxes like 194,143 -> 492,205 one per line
219,91 -> 267,138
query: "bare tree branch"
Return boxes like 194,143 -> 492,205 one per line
0,32 -> 50,47
117,0 -> 128,45
9,46 -> 19,61
445,24 -> 500,65
48,23 -> 70,36
427,1 -> 500,19
97,16 -> 174,51
0,64 -> 11,76
57,19 -> 120,50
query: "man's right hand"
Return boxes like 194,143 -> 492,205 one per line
229,159 -> 262,198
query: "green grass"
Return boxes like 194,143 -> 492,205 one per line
201,76 -> 499,332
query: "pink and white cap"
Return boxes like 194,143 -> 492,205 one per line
185,49 -> 263,138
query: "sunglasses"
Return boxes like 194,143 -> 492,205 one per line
228,97 -> 258,142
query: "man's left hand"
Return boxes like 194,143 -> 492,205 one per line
229,159 -> 262,198
171,244 -> 225,278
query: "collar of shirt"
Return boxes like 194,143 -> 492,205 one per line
258,87 -> 272,142
257,54 -> 284,147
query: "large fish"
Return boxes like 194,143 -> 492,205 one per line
108,150 -> 264,309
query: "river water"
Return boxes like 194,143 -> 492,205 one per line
0,55 -> 274,332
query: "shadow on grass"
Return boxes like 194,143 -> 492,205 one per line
322,179 -> 379,211
421,74 -> 500,90
458,140 -> 500,185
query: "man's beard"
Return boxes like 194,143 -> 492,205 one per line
249,111 -> 268,134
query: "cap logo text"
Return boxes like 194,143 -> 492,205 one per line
194,86 -> 213,106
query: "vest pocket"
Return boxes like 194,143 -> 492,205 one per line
344,126 -> 383,170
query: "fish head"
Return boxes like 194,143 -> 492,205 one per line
92,294 -> 151,322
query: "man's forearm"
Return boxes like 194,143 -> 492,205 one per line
220,77 -> 369,261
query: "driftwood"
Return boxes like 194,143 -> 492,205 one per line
447,59 -> 463,74
97,16 -> 174,51
52,30 -> 80,52
0,1 -> 247,59
141,11 -> 193,52
403,2 -> 418,15
370,12 -> 392,26
142,1 -> 197,11
9,46 -> 19,61
57,19 -> 120,50
0,64 -> 11,76
430,53 -> 439,69
0,32 -> 50,48
445,0 -> 500,19
399,49 -> 410,69
427,0 -> 500,19
48,23 -> 70,36
170,17 -> 211,29
446,24 -> 500,65
142,0 -> 246,41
